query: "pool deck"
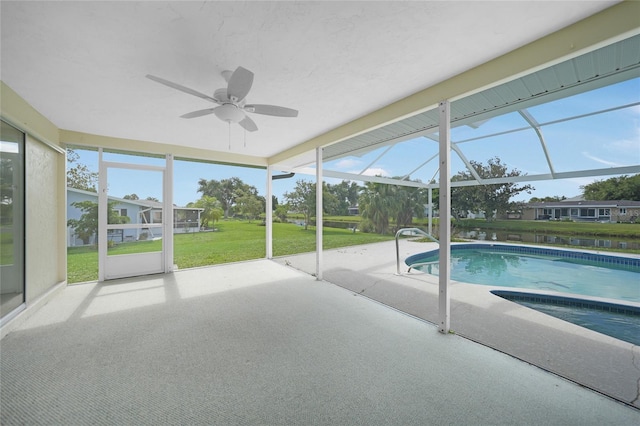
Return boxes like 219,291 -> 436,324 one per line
273,239 -> 640,409
1,240 -> 639,424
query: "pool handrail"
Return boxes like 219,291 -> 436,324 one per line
395,228 -> 439,275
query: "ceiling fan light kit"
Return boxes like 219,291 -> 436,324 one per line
213,103 -> 245,123
146,66 -> 298,133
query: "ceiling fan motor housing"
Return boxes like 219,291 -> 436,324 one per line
214,103 -> 245,123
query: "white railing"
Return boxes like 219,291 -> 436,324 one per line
395,228 -> 439,275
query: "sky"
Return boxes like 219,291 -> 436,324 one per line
70,77 -> 640,206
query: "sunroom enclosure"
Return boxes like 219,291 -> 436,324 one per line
60,34 -> 640,333
0,0 -> 638,342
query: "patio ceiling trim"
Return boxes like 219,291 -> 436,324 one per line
60,129 -> 268,168
268,1 -> 640,167
0,82 -> 61,153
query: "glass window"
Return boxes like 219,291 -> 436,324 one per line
0,120 -> 25,319
580,208 -> 596,217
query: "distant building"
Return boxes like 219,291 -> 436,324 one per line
522,198 -> 640,222
67,188 -> 203,246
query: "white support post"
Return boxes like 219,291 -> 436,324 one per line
164,153 -> 174,272
315,147 -> 323,281
266,165 -> 273,259
98,148 -> 106,282
428,188 -> 433,236
438,100 -> 451,334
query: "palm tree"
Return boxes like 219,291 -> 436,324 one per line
188,196 -> 223,229
359,182 -> 394,234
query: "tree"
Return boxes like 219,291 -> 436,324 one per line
581,174 -> 640,201
358,182 -> 393,234
284,180 -> 315,230
283,180 -> 337,230
187,196 -> 223,229
235,191 -> 263,222
67,201 -> 130,245
197,177 -> 259,218
394,184 -> 428,228
358,179 -> 428,234
66,149 -> 97,192
274,204 -> 289,222
529,196 -> 566,203
123,194 -> 139,200
450,157 -> 534,221
325,180 -> 361,216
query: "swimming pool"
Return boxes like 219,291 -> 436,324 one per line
492,291 -> 640,346
405,244 -> 640,302
405,244 -> 640,344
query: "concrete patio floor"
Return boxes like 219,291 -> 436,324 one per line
273,239 -> 640,409
1,243 -> 639,424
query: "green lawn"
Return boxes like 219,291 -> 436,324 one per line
1,231 -> 14,265
67,218 -> 640,284
454,219 -> 640,238
67,220 -> 394,284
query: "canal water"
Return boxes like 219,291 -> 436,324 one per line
455,229 -> 640,250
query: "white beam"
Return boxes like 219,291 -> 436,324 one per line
438,100 -> 451,334
266,165 -> 273,259
519,109 -> 555,178
316,148 -> 323,280
292,164 -> 640,191
449,165 -> 640,187
164,153 -> 174,273
294,167 -> 430,189
428,188 -> 433,236
451,144 -> 483,183
98,148 -> 106,282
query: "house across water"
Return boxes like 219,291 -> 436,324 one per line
522,198 -> 640,222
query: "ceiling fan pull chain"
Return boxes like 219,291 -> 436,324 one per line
228,122 -> 231,150
244,128 -> 247,148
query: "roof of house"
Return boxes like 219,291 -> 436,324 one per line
67,187 -> 202,211
526,200 -> 640,208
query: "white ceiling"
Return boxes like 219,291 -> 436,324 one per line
0,1 -> 619,162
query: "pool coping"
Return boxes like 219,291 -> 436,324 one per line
490,289 -> 640,315
405,242 -> 640,269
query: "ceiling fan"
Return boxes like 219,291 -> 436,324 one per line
146,66 -> 298,132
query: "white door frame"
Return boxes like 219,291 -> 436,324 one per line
98,150 -> 174,281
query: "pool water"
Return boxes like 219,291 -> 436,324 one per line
516,301 -> 640,346
408,247 -> 640,303
492,291 -> 640,346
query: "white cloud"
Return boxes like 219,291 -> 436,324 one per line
357,167 -> 391,177
608,136 -> 640,156
333,158 -> 361,170
581,151 -> 626,167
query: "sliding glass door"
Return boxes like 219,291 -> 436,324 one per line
0,121 -> 25,321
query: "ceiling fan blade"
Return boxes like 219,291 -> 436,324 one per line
238,115 -> 258,132
227,66 -> 253,103
180,108 -> 217,119
146,74 -> 218,103
245,104 -> 298,117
